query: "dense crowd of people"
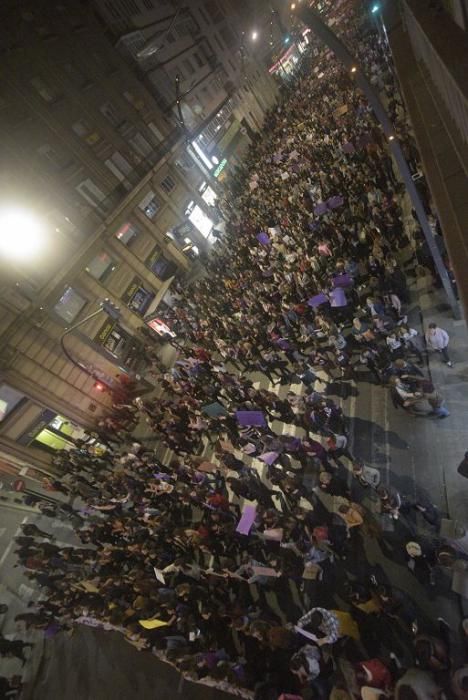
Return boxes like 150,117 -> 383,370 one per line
3,3 -> 467,699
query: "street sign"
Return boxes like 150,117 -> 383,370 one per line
13,479 -> 26,492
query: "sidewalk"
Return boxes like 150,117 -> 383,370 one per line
412,270 -> 468,523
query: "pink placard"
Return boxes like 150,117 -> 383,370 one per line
251,566 -> 280,577
236,504 -> 257,535
263,528 -> 284,542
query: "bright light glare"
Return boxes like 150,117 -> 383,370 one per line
0,208 -> 45,261
251,30 -> 258,40
211,155 -> 220,165
371,4 -> 380,13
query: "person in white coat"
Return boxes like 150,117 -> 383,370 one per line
425,323 -> 452,367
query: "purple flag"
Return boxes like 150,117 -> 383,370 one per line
307,293 -> 328,308
256,232 -> 270,246
314,202 -> 328,216
236,504 -> 257,535
327,195 -> 345,209
235,410 -> 267,427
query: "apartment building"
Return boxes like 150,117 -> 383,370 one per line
0,0 -> 234,476
92,0 -> 279,179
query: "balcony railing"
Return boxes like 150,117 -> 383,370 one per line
402,0 -> 468,145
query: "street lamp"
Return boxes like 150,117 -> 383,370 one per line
371,3 -> 380,13
251,30 -> 258,41
0,207 -> 45,262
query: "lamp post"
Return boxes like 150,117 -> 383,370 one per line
0,207 -> 46,263
293,4 -> 460,318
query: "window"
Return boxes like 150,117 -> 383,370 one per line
189,204 -> 215,239
213,34 -> 224,53
160,175 -> 176,194
115,221 -> 139,246
138,191 -> 160,220
122,278 -> 155,316
198,6 -> 211,24
76,179 -> 107,209
53,286 -> 86,324
204,1 -> 225,23
105,151 -> 133,185
0,384 -> 26,423
194,52 -> 204,69
30,76 -> 60,103
220,26 -> 236,49
148,122 -> 164,141
148,253 -> 177,281
72,120 -> 101,145
86,251 -> 116,281
37,144 -> 74,171
128,131 -> 152,158
63,62 -> 91,88
100,101 -> 123,128
183,58 -> 195,75
123,90 -> 145,111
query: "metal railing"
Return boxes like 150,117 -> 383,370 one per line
402,0 -> 468,145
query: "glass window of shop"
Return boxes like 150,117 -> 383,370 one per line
115,221 -> 139,246
122,277 -> 155,316
85,251 -> 116,282
53,286 -> 87,324
146,246 -> 177,281
18,412 -> 104,454
0,384 -> 26,423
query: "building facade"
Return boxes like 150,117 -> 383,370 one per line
0,0 -> 275,480
92,0 -> 279,180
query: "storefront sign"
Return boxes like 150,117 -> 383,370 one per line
213,158 -> 227,178
95,319 -> 116,345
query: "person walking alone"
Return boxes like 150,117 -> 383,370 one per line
425,322 -> 452,367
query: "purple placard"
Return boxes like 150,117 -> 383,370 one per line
236,504 -> 257,535
327,195 -> 345,209
273,153 -> 283,163
236,410 -> 267,427
307,293 -> 328,308
257,232 -> 270,246
333,273 -> 352,288
330,287 -> 347,308
342,141 -> 355,154
314,202 -> 328,216
259,451 -> 280,465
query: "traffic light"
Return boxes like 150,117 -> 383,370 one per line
101,298 -> 121,320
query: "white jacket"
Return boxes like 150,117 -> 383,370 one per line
425,327 -> 449,350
